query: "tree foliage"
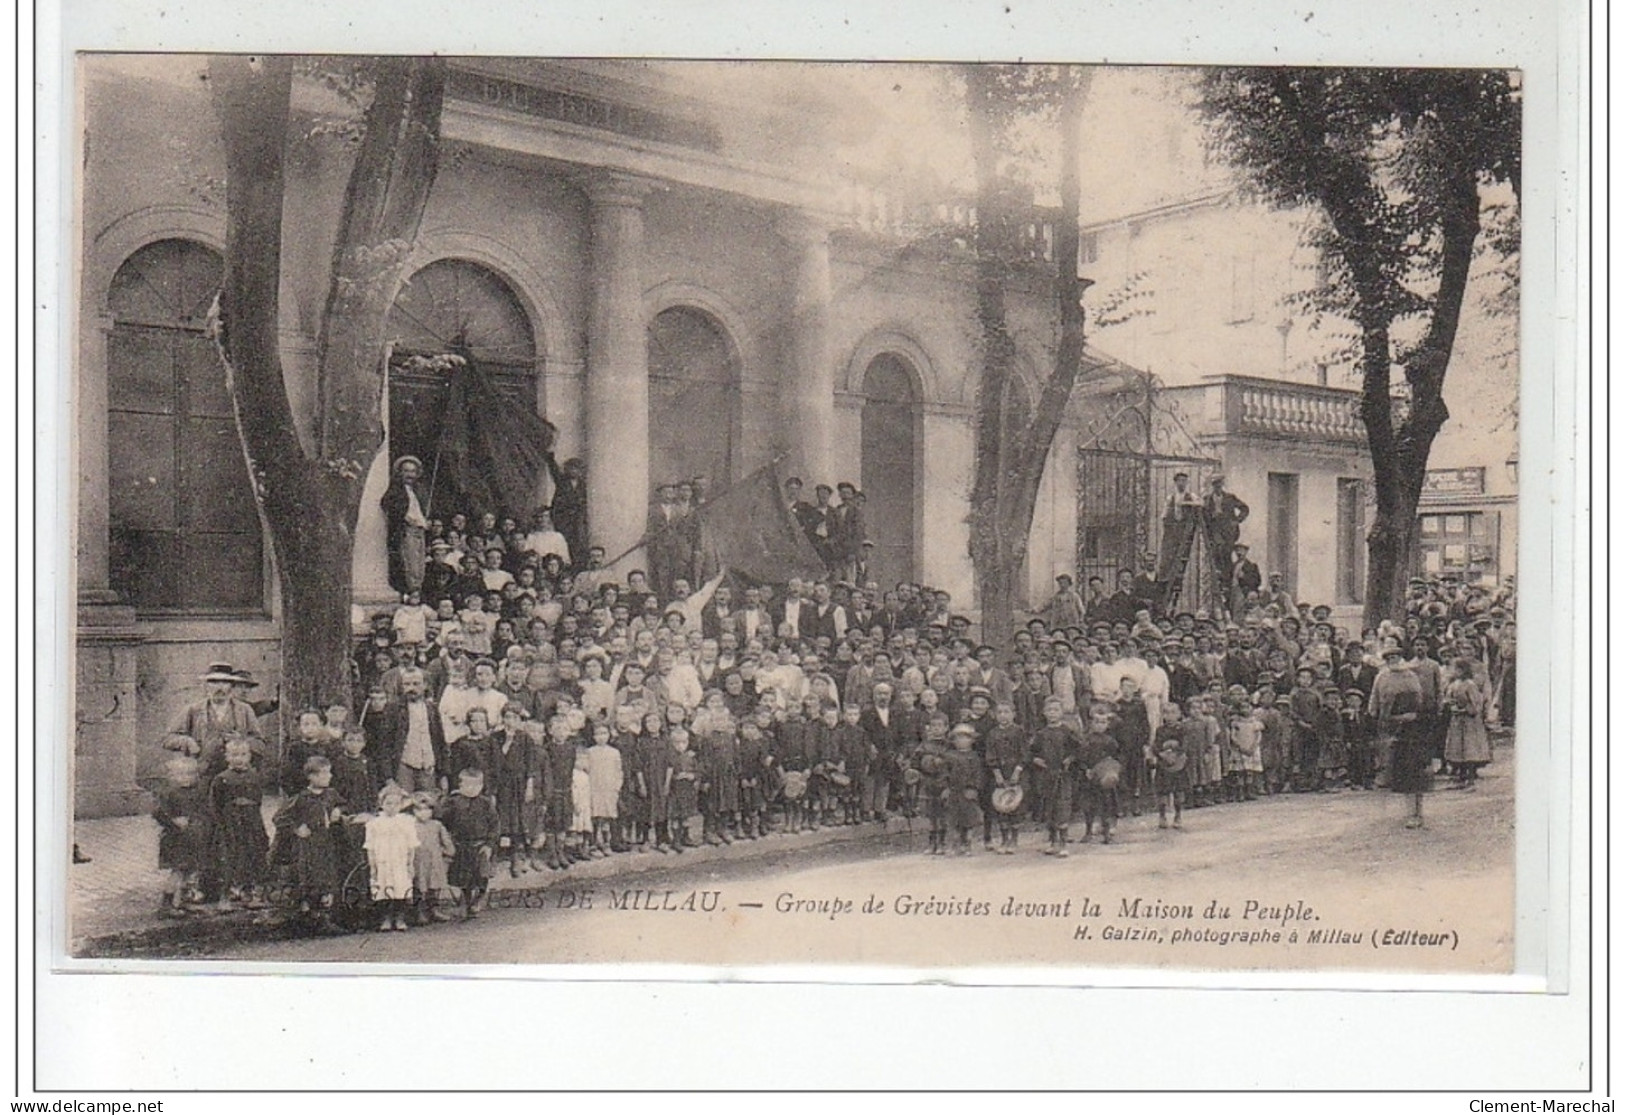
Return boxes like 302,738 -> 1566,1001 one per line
1198,67 -> 1519,622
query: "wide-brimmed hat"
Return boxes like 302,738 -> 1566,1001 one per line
782,770 -> 809,800
991,785 -> 1025,814
200,664 -> 242,684
1088,757 -> 1122,789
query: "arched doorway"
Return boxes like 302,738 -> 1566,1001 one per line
106,238 -> 265,611
647,305 -> 740,490
386,258 -> 538,517
860,353 -> 920,586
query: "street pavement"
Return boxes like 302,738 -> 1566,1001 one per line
119,743 -> 1515,974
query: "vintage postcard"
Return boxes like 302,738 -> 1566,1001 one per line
64,53 -> 1527,981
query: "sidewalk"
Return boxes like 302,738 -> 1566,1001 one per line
71,726 -> 1516,956
69,803 -> 907,955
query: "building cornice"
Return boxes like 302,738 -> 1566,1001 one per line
1080,191 -> 1235,235
441,98 -> 843,217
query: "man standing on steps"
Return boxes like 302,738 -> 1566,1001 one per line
1230,542 -> 1262,619
382,455 -> 430,597
1203,475 -> 1249,615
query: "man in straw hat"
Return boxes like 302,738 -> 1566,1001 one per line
382,455 -> 430,596
163,663 -> 266,778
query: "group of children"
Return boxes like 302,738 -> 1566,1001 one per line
153,533 -> 1512,930
154,730 -> 495,930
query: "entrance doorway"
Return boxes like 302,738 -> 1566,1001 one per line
648,305 -> 740,491
860,353 -> 920,586
386,258 -> 538,517
1267,472 -> 1300,595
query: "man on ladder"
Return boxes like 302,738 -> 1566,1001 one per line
1203,475 -> 1250,619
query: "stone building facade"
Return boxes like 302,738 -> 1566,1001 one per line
73,58 -> 1087,815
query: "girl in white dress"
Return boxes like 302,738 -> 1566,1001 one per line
569,747 -> 594,860
585,721 -> 625,856
364,783 -> 420,931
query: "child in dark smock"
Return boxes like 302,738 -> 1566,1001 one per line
208,737 -> 268,909
331,730 -> 379,875
1316,689 -> 1348,790
282,709 -> 338,798
1342,688 -> 1374,790
271,754 -> 347,929
331,731 -> 381,815
442,768 -> 498,918
942,723 -> 985,855
1112,678 -> 1151,817
1289,669 -> 1323,792
1029,697 -> 1080,856
639,711 -> 672,852
736,718 -> 770,839
807,703 -> 842,829
1257,695 -> 1290,795
1077,703 -> 1122,844
698,711 -> 741,844
775,703 -> 813,834
612,709 -> 645,851
668,728 -> 700,849
539,716 -> 578,870
833,704 -> 868,826
154,755 -> 210,917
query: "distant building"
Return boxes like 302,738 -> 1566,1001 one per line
1078,178 -> 1517,613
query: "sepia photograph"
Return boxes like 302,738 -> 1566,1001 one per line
65,53 -> 1525,976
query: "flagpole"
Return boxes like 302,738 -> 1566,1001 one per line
598,452 -> 791,571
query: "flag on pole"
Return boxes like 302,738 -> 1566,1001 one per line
692,462 -> 826,584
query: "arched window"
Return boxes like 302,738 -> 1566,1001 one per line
107,238 -> 265,612
860,353 -> 921,586
386,259 -> 539,513
647,306 -> 739,489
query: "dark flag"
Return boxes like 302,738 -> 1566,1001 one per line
692,463 -> 827,585
428,353 -> 556,519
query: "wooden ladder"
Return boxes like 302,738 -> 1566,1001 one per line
1162,524 -> 1205,616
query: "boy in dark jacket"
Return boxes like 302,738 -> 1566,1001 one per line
984,702 -> 1028,853
1111,677 -> 1152,817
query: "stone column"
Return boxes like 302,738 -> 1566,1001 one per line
78,313 -> 116,602
76,311 -> 148,816
584,174 -> 655,565
779,214 -> 835,485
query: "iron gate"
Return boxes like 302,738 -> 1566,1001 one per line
1073,374 -> 1222,617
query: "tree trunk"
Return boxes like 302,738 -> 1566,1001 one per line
976,559 -> 1019,655
1364,490 -> 1422,632
964,66 -> 1092,650
210,55 -> 446,715
1358,171 -> 1481,629
277,515 -> 360,711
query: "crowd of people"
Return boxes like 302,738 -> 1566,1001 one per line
152,468 -> 1516,932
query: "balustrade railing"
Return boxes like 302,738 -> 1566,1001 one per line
1222,376 -> 1365,444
